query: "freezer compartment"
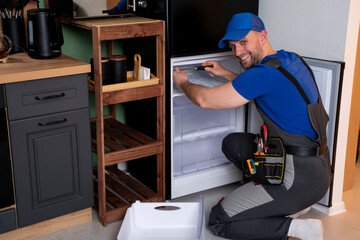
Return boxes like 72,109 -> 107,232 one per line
172,93 -> 243,177
172,52 -> 243,96
173,131 -> 232,177
170,52 -> 245,198
173,95 -> 237,141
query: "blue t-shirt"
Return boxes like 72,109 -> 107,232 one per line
232,50 -> 318,139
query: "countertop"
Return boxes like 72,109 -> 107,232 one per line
0,53 -> 90,84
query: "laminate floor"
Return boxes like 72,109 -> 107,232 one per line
35,162 -> 360,240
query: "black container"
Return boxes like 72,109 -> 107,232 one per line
110,55 -> 127,83
2,17 -> 26,54
90,57 -> 111,85
27,8 -> 63,59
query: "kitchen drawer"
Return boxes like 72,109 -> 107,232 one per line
0,208 -> 17,234
5,74 -> 88,120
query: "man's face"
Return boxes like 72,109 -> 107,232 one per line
228,31 -> 265,69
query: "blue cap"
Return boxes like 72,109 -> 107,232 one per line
219,13 -> 265,49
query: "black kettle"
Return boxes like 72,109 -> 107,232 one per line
27,9 -> 64,59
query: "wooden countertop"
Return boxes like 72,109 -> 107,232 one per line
0,53 -> 90,84
61,15 -> 162,30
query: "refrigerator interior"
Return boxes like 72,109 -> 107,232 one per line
170,52 -> 245,199
247,57 -> 344,207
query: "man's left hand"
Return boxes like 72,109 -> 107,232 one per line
173,67 -> 189,89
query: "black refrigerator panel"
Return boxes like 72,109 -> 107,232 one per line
129,0 -> 259,57
128,0 -> 167,19
168,0 -> 258,57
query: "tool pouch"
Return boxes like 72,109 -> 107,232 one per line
249,138 -> 286,185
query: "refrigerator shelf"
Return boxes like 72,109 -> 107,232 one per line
173,127 -> 235,143
90,117 -> 163,166
93,166 -> 161,223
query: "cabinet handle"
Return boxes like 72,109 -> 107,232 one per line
38,118 -> 68,127
35,93 -> 65,101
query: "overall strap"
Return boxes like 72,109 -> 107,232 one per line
293,53 -> 321,97
262,55 -> 319,105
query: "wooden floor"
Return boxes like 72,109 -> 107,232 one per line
32,162 -> 360,240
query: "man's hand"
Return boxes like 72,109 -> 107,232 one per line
173,67 -> 189,89
202,61 -> 238,81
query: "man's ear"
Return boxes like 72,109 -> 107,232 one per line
259,30 -> 268,44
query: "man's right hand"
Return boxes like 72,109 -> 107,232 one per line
203,61 -> 238,81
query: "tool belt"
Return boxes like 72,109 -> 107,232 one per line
248,137 -> 286,185
222,128 -> 326,185
222,132 -> 286,185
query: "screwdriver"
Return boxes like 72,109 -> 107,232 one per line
261,125 -> 268,154
180,64 -> 214,71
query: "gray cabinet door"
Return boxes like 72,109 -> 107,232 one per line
9,108 -> 93,227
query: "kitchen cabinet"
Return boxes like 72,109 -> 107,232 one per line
0,53 -> 93,239
6,75 -> 93,227
61,17 -> 166,226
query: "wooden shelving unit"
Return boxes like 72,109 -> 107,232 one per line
62,16 -> 166,226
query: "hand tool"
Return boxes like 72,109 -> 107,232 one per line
246,158 -> 256,175
254,136 -> 265,155
261,125 -> 268,153
180,64 -> 213,71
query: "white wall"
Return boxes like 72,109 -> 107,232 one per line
258,0 -> 360,215
259,0 -> 350,61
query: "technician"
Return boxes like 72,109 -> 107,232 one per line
173,12 -> 331,240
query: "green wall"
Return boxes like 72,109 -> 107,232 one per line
61,25 -> 126,122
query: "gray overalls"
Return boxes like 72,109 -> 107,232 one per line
208,56 -> 332,240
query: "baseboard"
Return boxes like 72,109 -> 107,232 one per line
0,208 -> 92,240
312,201 -> 346,216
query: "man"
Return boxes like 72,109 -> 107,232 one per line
173,13 -> 331,240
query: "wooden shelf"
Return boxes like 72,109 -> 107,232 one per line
93,166 -> 161,224
88,71 -> 160,93
63,17 -> 166,226
61,16 -> 159,30
90,118 -> 163,166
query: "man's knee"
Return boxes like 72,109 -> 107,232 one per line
208,201 -> 234,236
222,132 -> 257,170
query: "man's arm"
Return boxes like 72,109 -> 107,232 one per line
173,67 -> 249,109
